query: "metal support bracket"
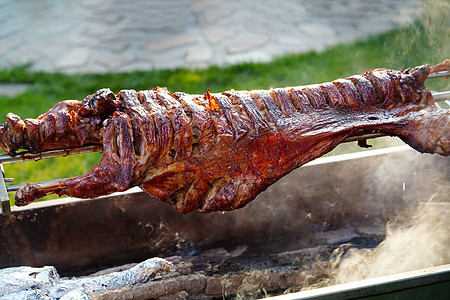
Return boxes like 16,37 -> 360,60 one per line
0,164 -> 11,215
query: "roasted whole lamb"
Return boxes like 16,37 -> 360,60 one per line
0,61 -> 449,212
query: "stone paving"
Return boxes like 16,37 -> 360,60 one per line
0,0 -> 420,74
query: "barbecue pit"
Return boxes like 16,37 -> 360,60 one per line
0,144 -> 449,299
0,66 -> 449,298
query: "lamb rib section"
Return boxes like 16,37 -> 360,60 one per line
0,61 -> 449,212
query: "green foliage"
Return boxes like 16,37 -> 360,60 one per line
0,9 -> 448,204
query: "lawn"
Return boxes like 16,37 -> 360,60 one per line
0,1 -> 449,204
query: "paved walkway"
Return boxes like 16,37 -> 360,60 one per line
1,0 -> 420,73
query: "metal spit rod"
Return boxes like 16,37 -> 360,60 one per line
1,90 -> 449,215
0,145 -> 102,164
432,91 -> 450,102
427,70 -> 450,79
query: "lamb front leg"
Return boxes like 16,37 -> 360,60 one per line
15,113 -> 137,206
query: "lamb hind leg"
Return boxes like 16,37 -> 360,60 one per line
15,113 -> 137,206
14,161 -> 125,206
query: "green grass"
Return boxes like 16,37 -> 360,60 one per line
1,1 -> 449,204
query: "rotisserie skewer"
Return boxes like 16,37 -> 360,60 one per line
1,60 -> 449,215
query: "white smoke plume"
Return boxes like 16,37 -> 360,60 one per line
330,202 -> 449,284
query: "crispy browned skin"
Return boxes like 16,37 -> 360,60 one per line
0,62 -> 449,212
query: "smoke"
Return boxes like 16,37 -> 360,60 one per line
383,0 -> 449,82
317,146 -> 450,287
418,0 -> 450,66
329,202 -> 449,284
420,0 -> 450,42
324,0 -> 450,284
